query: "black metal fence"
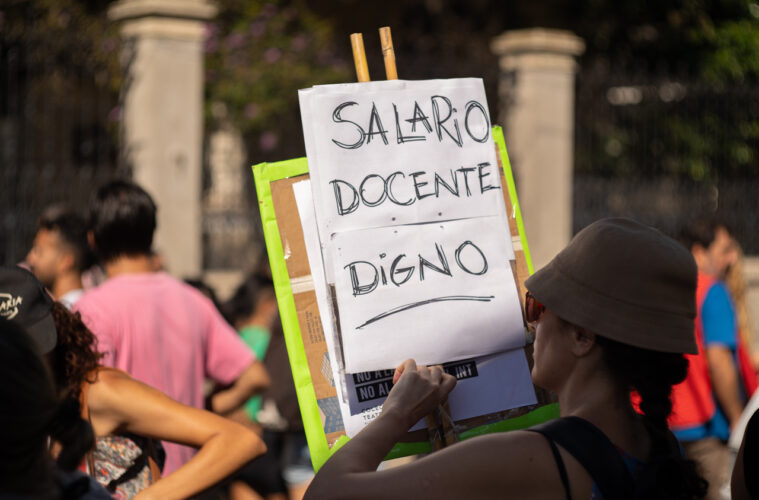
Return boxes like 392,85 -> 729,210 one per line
574,66 -> 759,252
0,27 -> 123,266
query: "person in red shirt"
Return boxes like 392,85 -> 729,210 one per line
670,218 -> 757,500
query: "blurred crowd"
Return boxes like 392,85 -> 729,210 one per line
2,180 -> 310,499
2,178 -> 759,500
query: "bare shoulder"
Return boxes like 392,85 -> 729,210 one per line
456,429 -> 584,499
375,430 -> 573,499
87,367 -> 154,414
467,429 -> 567,477
93,366 -> 130,383
459,428 -> 557,457
90,367 -> 136,395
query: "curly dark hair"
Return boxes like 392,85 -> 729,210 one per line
50,302 -> 103,401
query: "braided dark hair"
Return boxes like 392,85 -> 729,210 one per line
596,335 -> 707,499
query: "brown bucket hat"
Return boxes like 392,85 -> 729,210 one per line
525,218 -> 698,354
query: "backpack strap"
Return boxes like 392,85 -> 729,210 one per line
528,416 -> 634,500
104,437 -> 151,492
541,431 -> 573,500
79,369 -> 163,491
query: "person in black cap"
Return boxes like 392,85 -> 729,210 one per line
0,265 -> 57,353
0,265 -> 267,498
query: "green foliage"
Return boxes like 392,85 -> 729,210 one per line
204,0 -> 351,153
702,19 -> 759,83
1,0 -> 121,93
574,0 -> 759,180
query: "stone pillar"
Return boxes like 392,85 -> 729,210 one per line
109,0 -> 217,277
491,29 -> 585,269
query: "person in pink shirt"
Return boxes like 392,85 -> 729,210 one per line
75,180 -> 269,474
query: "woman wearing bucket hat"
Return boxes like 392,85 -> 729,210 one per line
0,265 -> 267,499
305,218 -> 707,500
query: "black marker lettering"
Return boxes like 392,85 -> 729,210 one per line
386,172 -> 415,206
390,254 -> 414,286
394,104 -> 425,144
455,241 -> 488,275
455,167 -> 476,196
477,162 -> 499,193
345,261 -> 379,295
431,95 -> 462,147
419,243 -> 452,281
356,295 -> 495,329
464,101 -> 490,143
331,102 -> 365,149
330,179 -> 360,215
366,102 -> 389,145
359,174 -> 388,207
410,171 -> 434,200
434,170 -> 460,197
406,101 -> 433,133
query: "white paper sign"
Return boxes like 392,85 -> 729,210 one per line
299,79 -> 506,237
299,78 -> 524,373
293,180 -> 537,439
330,218 -> 523,372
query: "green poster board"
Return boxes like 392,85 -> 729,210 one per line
253,126 -> 559,471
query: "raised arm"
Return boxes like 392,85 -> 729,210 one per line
305,360 -> 567,500
87,369 -> 266,499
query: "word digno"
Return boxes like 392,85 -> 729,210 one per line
330,95 -> 491,149
344,240 -> 489,296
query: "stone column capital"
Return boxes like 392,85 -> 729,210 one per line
109,0 -> 217,41
491,28 -> 585,73
491,28 -> 585,57
109,0 -> 217,22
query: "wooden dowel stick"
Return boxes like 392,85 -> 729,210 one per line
379,26 -> 398,80
350,33 -> 371,82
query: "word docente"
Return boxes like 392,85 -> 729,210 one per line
330,162 -> 498,216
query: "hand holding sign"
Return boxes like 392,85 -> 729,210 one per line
382,359 -> 457,430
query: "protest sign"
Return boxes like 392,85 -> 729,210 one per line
251,127 -> 558,471
293,179 -> 536,437
299,78 -> 525,372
